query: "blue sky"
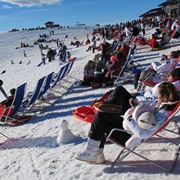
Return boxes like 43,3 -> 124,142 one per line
0,0 -> 165,31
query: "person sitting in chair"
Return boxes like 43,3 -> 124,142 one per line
148,34 -> 160,48
80,60 -> 95,86
136,50 -> 179,92
0,88 -> 16,108
0,88 -> 16,123
75,83 -> 179,164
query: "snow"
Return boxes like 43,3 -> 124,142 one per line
0,27 -> 180,180
56,119 -> 77,145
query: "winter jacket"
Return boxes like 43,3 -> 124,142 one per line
144,80 -> 180,100
148,37 -> 159,48
123,101 -> 169,148
151,59 -> 177,75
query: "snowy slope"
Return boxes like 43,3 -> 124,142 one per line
0,27 -> 180,180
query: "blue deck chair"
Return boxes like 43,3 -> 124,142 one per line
38,72 -> 54,99
62,60 -> 74,78
1,83 -> 27,123
50,62 -> 70,89
58,61 -> 73,81
23,76 -> 46,112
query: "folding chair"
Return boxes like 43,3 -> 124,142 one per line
58,61 -> 74,81
22,76 -> 46,113
4,83 -> 27,120
0,105 -> 10,139
38,72 -> 54,99
142,71 -> 166,88
37,72 -> 55,106
113,44 -> 137,85
106,101 -> 180,172
50,61 -> 74,90
0,83 -> 27,125
63,60 -> 74,78
50,63 -> 69,89
10,83 -> 27,116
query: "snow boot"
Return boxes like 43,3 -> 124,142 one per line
75,138 -> 105,164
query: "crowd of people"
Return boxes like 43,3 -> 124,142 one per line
79,15 -> 180,90
37,42 -> 71,67
75,16 -> 180,164
0,14 -> 180,167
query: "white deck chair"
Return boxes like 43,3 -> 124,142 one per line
113,44 -> 137,86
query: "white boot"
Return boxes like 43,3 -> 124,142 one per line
75,138 -> 105,164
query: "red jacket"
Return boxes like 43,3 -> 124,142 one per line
148,37 -> 159,48
118,44 -> 130,58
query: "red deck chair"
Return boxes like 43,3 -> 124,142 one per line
142,70 -> 166,88
0,105 -> 10,139
106,101 -> 180,172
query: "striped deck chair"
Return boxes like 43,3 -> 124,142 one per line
50,63 -> 69,89
37,72 -> 55,105
0,83 -> 27,124
51,61 -> 74,89
38,72 -> 54,99
58,60 -> 74,81
22,76 -> 46,113
63,60 -> 74,78
106,101 -> 180,172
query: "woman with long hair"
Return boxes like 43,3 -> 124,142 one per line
75,82 -> 180,164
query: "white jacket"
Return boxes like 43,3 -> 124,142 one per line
144,80 -> 180,100
151,59 -> 176,75
123,102 -> 168,149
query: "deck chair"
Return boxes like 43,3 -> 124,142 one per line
113,44 -> 137,85
50,61 -> 73,89
142,70 -> 168,88
141,61 -> 177,89
37,72 -> 55,105
58,61 -> 74,81
0,83 -> 27,124
106,101 -> 180,172
0,105 -> 10,139
50,63 -> 69,89
38,72 -> 54,99
63,60 -> 74,78
160,33 -> 172,46
22,76 -> 46,113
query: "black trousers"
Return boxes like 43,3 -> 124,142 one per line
88,86 -> 132,148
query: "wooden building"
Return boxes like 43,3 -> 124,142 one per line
140,0 -> 180,19
139,7 -> 164,19
159,0 -> 180,18
45,21 -> 60,28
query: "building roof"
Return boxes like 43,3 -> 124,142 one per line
159,0 -> 180,6
139,7 -> 164,17
45,21 -> 54,25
